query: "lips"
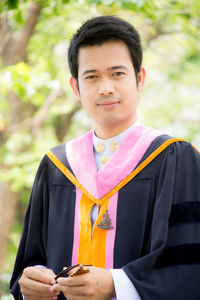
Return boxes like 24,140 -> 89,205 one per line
97,100 -> 120,108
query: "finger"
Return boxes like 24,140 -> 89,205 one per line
22,288 -> 59,298
20,277 -> 56,296
23,267 -> 56,285
67,297 -> 86,300
57,277 -> 85,287
26,296 -> 59,300
57,272 -> 89,287
58,286 -> 85,299
53,282 -> 84,295
51,284 -> 62,292
63,285 -> 87,296
55,283 -> 91,300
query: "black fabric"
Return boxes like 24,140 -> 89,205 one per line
156,244 -> 200,268
169,201 -> 200,226
135,134 -> 172,165
10,135 -> 200,300
51,143 -> 75,176
122,140 -> 200,300
10,155 -> 76,300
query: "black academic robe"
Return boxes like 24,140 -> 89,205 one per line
10,131 -> 200,300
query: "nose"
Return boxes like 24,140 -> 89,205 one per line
98,79 -> 115,96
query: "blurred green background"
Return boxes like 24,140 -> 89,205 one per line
0,0 -> 199,298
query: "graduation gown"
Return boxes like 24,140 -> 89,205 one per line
10,124 -> 200,300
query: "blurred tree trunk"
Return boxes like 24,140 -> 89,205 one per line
0,3 -> 43,66
0,182 -> 18,272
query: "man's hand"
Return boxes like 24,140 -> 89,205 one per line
53,266 -> 116,300
19,266 -> 60,300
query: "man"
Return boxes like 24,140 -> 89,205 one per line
10,16 -> 200,300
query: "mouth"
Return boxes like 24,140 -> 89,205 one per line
97,100 -> 120,109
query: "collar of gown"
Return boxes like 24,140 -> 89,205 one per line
66,123 -> 162,199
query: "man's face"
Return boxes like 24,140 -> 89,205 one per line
70,40 -> 145,136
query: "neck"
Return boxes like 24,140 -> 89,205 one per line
94,118 -> 137,139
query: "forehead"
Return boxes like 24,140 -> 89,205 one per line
77,40 -> 132,72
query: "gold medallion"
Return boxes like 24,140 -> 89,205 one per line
97,209 -> 113,230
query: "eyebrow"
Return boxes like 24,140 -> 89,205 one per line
81,69 -> 97,76
81,65 -> 128,77
108,65 -> 128,71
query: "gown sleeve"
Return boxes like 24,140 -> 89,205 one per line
123,141 -> 200,300
10,156 -> 50,300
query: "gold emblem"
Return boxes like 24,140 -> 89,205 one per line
101,155 -> 109,164
110,141 -> 119,152
97,209 -> 113,230
96,142 -> 105,152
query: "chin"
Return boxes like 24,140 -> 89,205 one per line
100,119 -> 124,127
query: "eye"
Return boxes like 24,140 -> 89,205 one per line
112,71 -> 126,77
85,75 -> 98,80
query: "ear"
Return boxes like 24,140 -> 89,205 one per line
69,77 -> 81,99
137,67 -> 146,92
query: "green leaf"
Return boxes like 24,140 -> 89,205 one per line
14,9 -> 24,24
6,0 -> 19,10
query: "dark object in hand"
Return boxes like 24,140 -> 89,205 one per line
55,263 -> 90,280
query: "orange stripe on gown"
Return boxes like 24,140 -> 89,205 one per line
78,193 -> 110,268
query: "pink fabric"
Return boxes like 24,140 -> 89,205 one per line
66,124 -> 162,199
66,132 -> 98,198
105,192 -> 119,269
71,187 -> 82,265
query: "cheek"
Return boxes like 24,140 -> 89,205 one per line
81,99 -> 95,116
79,85 -> 93,100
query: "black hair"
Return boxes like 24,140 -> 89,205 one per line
68,16 -> 143,81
